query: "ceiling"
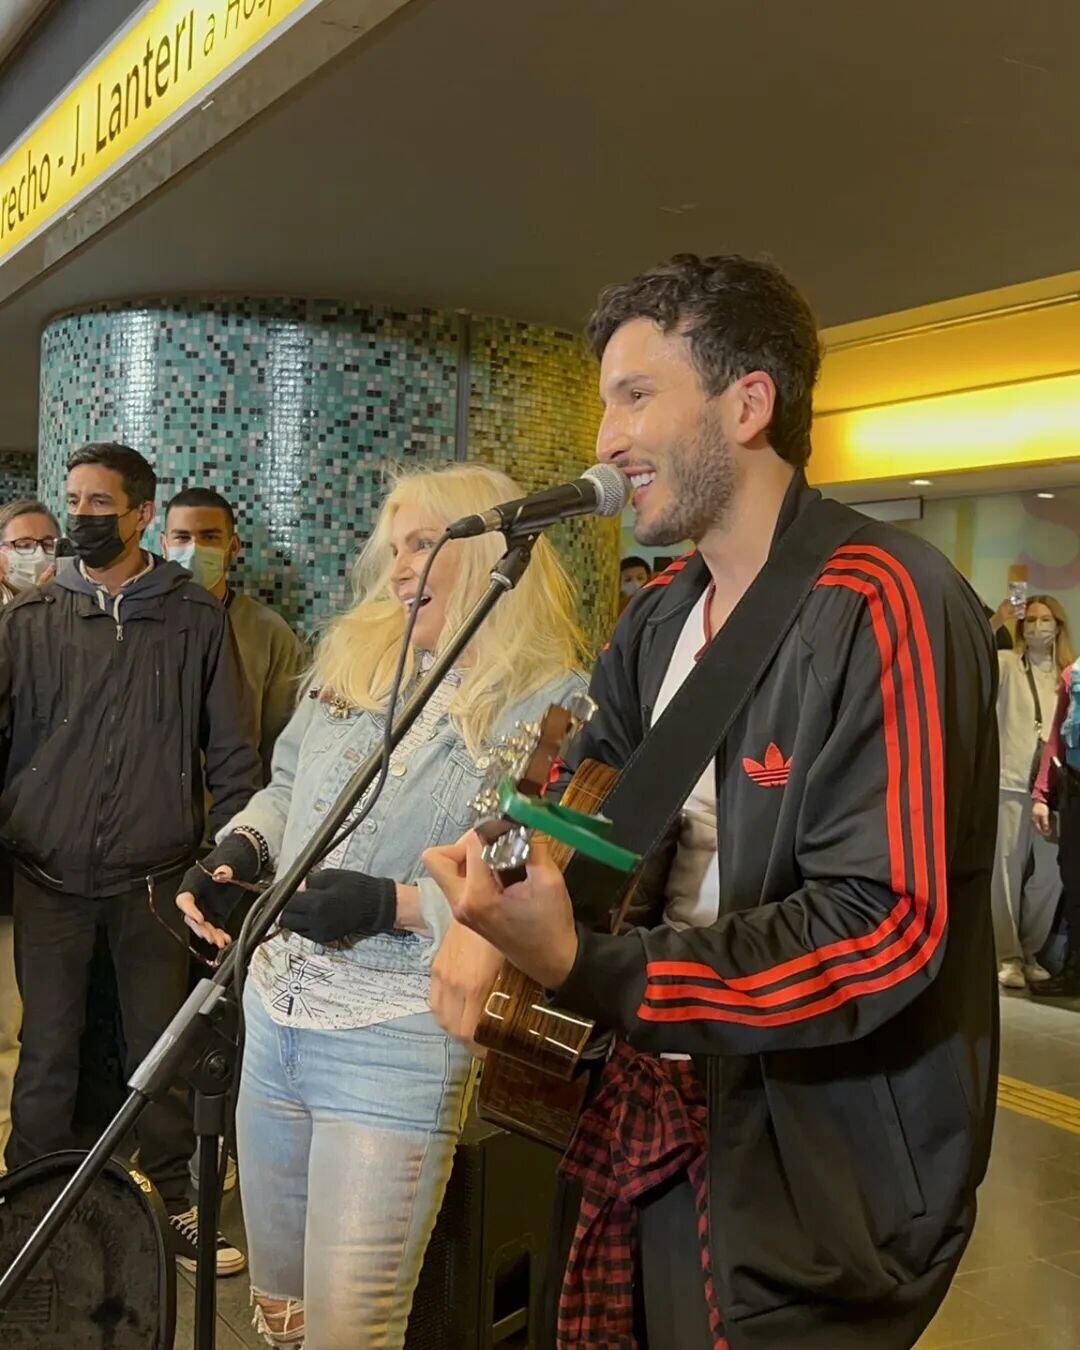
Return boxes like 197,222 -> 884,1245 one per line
3,0 -> 1080,451
827,458 -> 1080,505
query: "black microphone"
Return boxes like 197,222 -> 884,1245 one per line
446,464 -> 631,539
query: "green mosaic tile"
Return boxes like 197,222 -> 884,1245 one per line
38,299 -> 618,646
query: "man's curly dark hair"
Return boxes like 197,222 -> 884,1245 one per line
586,253 -> 821,468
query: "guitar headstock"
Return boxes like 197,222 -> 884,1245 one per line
472,693 -> 595,884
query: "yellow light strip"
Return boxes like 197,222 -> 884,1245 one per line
0,0 -> 308,265
809,370 -> 1080,488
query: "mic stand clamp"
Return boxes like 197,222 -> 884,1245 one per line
0,534 -> 540,1349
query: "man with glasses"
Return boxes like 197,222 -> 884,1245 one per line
0,445 -> 261,1274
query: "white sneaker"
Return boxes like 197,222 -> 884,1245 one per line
1024,961 -> 1053,984
169,1205 -> 247,1277
998,959 -> 1026,990
187,1145 -> 238,1193
223,1153 -> 238,1193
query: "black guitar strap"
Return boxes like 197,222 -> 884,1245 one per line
565,495 -> 867,912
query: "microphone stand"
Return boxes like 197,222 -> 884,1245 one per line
0,534 -> 539,1348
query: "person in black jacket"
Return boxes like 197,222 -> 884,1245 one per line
0,443 -> 262,1252
426,255 -> 999,1350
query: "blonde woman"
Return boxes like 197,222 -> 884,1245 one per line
176,463 -> 587,1348
992,594 -> 1076,989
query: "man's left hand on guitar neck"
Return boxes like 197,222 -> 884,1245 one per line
423,832 -> 580,999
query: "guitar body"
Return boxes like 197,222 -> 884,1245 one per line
475,759 -> 621,1150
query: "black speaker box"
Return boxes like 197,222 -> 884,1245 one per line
405,1113 -> 559,1350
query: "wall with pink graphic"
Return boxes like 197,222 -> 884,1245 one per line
900,488 -> 1080,644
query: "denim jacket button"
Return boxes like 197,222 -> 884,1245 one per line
361,820 -> 378,834
389,761 -> 406,778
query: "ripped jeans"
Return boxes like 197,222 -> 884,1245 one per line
236,984 -> 475,1349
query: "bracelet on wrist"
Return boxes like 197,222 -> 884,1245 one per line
232,826 -> 270,871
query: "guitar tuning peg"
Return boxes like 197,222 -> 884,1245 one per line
565,692 -> 597,725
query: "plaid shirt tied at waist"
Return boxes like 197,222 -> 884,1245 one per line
556,1038 -> 728,1350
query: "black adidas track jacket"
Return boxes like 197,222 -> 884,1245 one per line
556,475 -> 1000,1349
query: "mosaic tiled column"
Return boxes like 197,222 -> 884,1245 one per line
38,300 -> 617,646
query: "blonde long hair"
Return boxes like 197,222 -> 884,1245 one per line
1017,593 -> 1077,672
311,462 -> 587,757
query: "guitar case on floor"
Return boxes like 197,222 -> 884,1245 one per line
0,1150 -> 175,1348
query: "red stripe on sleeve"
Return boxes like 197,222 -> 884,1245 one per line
636,547 -> 948,1027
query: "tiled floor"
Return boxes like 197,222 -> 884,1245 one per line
917,991 -> 1080,1349
172,992 -> 1080,1348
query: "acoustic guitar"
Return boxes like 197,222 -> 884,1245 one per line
469,701 -> 639,1151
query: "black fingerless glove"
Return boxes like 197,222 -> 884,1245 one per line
281,869 -> 397,944
179,832 -> 261,927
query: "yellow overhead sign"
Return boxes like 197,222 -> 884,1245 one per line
0,0 -> 307,263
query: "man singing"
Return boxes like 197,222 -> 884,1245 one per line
426,254 -> 999,1349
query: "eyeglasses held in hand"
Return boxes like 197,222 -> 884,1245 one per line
147,866 -> 279,970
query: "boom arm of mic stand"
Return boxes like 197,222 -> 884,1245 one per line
0,535 -> 538,1313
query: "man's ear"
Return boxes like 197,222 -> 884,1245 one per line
729,370 -> 777,448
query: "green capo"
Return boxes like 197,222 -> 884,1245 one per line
495,778 -> 641,874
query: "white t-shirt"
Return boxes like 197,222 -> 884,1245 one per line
651,588 -> 721,930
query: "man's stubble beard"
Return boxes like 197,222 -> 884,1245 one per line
634,412 -> 741,548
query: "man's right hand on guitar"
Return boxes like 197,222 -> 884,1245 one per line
429,918 -> 505,1053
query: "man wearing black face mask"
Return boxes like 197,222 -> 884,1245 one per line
0,442 -> 262,1271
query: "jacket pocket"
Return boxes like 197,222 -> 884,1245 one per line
869,1071 -> 926,1220
429,746 -> 485,831
304,702 -> 364,755
764,1056 -> 925,1259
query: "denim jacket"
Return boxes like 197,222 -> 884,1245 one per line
225,668 -> 586,1024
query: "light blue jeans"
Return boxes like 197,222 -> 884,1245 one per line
236,984 -> 475,1349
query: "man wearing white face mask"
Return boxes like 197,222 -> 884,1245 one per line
0,499 -> 62,1158
163,488 -> 305,782
991,594 -> 1077,989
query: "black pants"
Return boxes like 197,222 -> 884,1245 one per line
5,869 -> 195,1212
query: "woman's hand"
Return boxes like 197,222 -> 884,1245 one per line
281,869 -> 397,943
176,881 -> 233,950
174,833 -> 261,949
1032,801 -> 1054,840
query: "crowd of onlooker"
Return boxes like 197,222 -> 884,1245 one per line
989,593 -> 1080,997
0,441 -> 304,1276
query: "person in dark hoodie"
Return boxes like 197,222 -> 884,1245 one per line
0,442 -> 262,1271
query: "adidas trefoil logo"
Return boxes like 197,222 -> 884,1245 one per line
742,742 -> 792,788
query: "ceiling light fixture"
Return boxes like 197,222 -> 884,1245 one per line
910,478 -> 932,487
1036,491 -> 1055,499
